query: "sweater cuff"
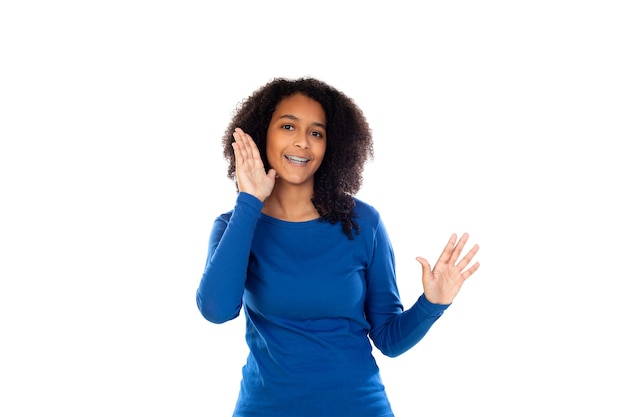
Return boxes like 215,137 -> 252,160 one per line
416,293 -> 450,317
236,192 -> 264,211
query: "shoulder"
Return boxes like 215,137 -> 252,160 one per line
353,197 -> 382,226
351,198 -> 392,248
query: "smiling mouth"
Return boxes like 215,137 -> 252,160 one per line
285,155 -> 310,165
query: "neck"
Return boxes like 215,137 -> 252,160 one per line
262,182 -> 319,222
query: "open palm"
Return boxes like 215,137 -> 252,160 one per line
232,127 -> 276,202
416,233 -> 480,305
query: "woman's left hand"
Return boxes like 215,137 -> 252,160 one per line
416,233 -> 480,305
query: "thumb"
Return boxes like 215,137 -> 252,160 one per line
415,257 -> 433,280
267,168 -> 278,180
415,256 -> 430,271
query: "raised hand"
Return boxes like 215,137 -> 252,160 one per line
232,127 -> 277,202
416,233 -> 480,305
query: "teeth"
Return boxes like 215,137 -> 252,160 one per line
286,156 -> 308,163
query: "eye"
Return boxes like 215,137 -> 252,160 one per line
311,131 -> 324,138
281,124 -> 295,131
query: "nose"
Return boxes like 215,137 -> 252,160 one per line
293,132 -> 309,149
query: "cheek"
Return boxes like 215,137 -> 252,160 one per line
316,143 -> 327,161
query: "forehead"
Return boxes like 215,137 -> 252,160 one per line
273,93 -> 326,121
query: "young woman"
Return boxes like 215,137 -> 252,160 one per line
196,77 -> 480,417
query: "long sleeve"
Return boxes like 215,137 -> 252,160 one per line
196,192 -> 263,323
364,214 -> 450,358
370,294 -> 449,357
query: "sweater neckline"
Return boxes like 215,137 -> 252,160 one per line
260,213 -> 322,228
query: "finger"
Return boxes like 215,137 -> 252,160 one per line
233,127 -> 245,143
233,129 -> 249,161
232,130 -> 245,165
461,261 -> 481,280
456,243 -> 480,271
415,256 -> 433,278
244,132 -> 263,161
448,232 -> 470,264
415,256 -> 431,270
236,128 -> 262,164
434,233 -> 457,266
232,140 -> 242,166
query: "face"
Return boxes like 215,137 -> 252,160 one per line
266,93 -> 327,187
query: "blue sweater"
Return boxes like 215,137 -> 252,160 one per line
196,192 -> 448,417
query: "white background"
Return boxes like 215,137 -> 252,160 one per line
1,1 -> 625,416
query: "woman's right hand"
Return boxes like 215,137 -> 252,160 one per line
232,127 -> 277,202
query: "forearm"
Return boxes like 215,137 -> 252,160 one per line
371,294 -> 449,357
196,192 -> 263,323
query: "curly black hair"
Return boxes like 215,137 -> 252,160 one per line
221,77 -> 374,239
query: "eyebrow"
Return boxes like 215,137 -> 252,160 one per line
277,114 -> 327,130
